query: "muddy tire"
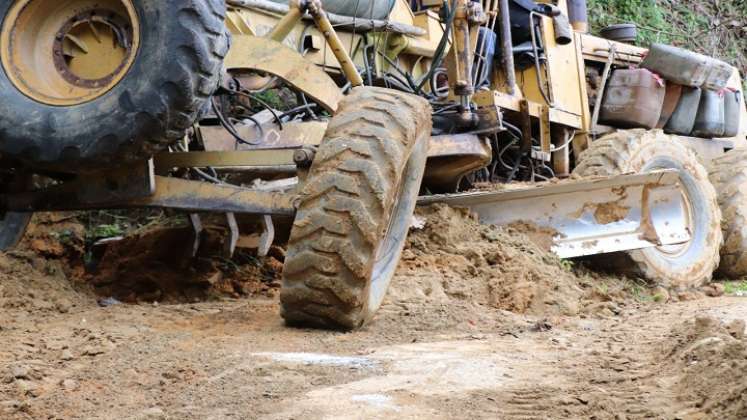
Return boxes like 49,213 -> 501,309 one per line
0,173 -> 31,251
280,87 -> 431,330
573,129 -> 721,289
709,148 -> 747,278
0,213 -> 30,251
0,0 -> 229,171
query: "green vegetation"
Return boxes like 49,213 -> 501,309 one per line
589,0 -> 747,83
79,210 -> 186,244
559,259 -> 575,272
628,283 -> 654,302
88,223 -> 125,241
724,281 -> 747,295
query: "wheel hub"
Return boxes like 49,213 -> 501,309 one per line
1,0 -> 140,106
53,10 -> 133,89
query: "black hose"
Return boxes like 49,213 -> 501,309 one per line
279,103 -> 321,121
211,96 -> 261,146
233,89 -> 284,131
415,1 -> 458,94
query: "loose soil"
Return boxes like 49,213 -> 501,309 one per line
0,208 -> 745,419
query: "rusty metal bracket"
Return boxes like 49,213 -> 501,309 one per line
225,36 -> 343,113
1,160 -> 155,213
423,134 -> 492,193
536,105 -> 552,162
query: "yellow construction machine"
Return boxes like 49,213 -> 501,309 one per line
0,0 -> 745,329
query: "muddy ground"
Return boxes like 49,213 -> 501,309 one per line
0,206 -> 746,420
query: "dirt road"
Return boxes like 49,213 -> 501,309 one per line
1,208 -> 746,419
1,270 -> 746,419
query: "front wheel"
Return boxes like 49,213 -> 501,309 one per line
573,129 -> 722,289
280,87 -> 431,330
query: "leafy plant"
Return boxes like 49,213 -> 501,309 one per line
724,281 -> 747,295
559,259 -> 575,272
89,223 -> 125,240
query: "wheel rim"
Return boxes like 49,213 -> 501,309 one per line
1,0 -> 140,106
367,135 -> 428,316
644,160 -> 695,258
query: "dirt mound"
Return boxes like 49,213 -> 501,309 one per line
1,214 -> 94,318
386,204 -> 650,319
0,252 -> 93,317
665,316 -> 747,419
88,226 -> 284,304
18,213 -> 87,278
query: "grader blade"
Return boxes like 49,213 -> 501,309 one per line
418,170 -> 690,259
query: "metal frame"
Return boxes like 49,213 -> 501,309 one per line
2,159 -> 296,216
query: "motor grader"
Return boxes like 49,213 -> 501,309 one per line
0,0 -> 745,329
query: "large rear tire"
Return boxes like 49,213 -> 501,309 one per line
0,173 -> 31,251
280,87 -> 431,330
0,0 -> 229,171
0,213 -> 31,251
709,148 -> 747,278
573,129 -> 721,289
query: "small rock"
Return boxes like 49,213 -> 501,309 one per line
677,290 -> 705,302
0,399 -> 29,414
97,297 -> 122,308
410,215 -> 426,230
401,249 -> 416,261
10,366 -> 30,380
55,299 -> 72,314
81,345 -> 105,357
531,319 -> 553,332
203,272 -> 223,286
726,319 -> 746,340
139,407 -> 166,420
0,399 -> 21,409
60,379 -> 78,390
15,380 -> 38,397
268,245 -> 286,261
60,349 -> 75,361
702,283 -> 725,298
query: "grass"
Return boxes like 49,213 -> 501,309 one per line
588,0 -> 747,89
628,283 -> 654,302
724,281 -> 747,296
559,259 -> 575,272
79,209 -> 186,244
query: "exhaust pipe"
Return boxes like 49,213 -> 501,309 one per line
567,0 -> 588,33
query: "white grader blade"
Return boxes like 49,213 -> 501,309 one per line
418,170 -> 690,259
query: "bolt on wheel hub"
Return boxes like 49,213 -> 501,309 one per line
1,0 -> 140,106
